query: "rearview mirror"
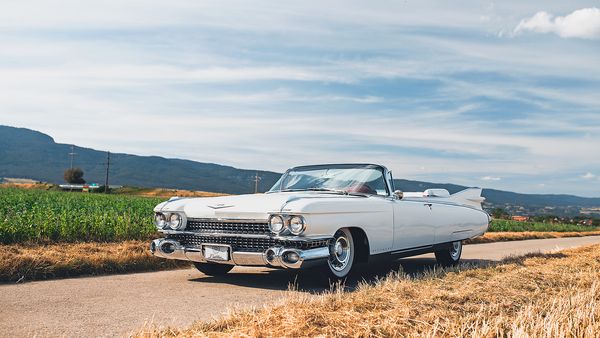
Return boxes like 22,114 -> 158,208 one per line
394,190 -> 404,200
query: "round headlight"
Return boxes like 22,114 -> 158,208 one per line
154,213 -> 167,229
169,213 -> 182,230
289,216 -> 305,235
269,215 -> 285,234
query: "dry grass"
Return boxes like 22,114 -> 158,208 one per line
139,244 -> 600,337
0,182 -> 53,190
0,182 -> 227,198
4,231 -> 600,283
135,189 -> 226,198
467,230 -> 600,244
115,187 -> 228,198
0,241 -> 189,282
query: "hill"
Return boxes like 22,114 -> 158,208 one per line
1,125 -> 599,215
0,125 -> 280,194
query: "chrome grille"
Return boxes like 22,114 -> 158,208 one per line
167,233 -> 330,253
186,219 -> 269,235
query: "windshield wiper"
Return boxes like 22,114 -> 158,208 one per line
306,188 -> 346,193
306,188 -> 369,197
272,188 -> 368,197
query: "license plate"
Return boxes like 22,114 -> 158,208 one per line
203,245 -> 230,261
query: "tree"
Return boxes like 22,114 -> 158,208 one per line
64,168 -> 86,184
490,207 -> 510,219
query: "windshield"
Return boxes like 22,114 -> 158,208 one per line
268,164 -> 389,196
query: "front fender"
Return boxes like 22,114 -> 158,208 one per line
290,197 -> 394,255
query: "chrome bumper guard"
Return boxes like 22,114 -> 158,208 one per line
150,238 -> 330,269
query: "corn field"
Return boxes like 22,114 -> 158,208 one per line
489,219 -> 596,232
0,188 -> 164,244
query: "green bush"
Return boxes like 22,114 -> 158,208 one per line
0,188 -> 164,244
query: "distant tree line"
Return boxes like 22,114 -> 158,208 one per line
64,168 -> 85,184
490,207 -> 599,226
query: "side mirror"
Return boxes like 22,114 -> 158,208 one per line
394,190 -> 404,200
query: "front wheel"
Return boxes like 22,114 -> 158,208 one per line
434,240 -> 462,267
193,262 -> 234,276
325,228 -> 355,281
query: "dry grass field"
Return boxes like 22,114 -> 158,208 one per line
0,182 -> 54,190
0,241 -> 188,282
139,244 -> 600,337
3,231 -> 599,282
467,230 -> 600,244
112,186 -> 228,199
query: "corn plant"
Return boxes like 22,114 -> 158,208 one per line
0,188 -> 164,244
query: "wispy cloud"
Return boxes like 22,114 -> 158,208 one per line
514,8 -> 600,39
0,1 -> 599,196
581,172 -> 597,180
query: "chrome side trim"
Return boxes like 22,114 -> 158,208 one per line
401,198 -> 487,213
389,244 -> 433,255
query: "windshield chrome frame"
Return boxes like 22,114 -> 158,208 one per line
268,163 -> 393,197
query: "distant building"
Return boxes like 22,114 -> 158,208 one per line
58,184 -> 122,192
511,215 -> 529,222
59,184 -> 100,192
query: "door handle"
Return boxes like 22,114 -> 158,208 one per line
424,203 -> 433,210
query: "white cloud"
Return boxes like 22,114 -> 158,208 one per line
581,172 -> 596,180
480,176 -> 502,181
1,0 -> 600,196
514,8 -> 600,39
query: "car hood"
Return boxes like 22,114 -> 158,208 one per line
154,192 -> 364,220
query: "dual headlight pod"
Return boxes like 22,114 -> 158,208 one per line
154,212 -> 187,230
268,214 -> 306,235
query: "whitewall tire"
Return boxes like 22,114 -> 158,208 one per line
434,240 -> 462,267
326,228 -> 355,280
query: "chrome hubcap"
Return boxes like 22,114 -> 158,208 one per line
450,241 -> 461,260
329,235 -> 350,272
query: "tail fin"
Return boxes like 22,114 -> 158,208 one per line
448,188 -> 485,210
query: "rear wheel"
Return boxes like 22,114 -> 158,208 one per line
325,228 -> 355,281
193,262 -> 234,276
434,241 -> 462,267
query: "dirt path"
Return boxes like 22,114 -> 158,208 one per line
2,236 -> 600,337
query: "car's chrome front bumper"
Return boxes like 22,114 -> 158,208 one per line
150,238 -> 330,269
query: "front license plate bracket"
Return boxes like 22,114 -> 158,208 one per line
202,244 -> 230,261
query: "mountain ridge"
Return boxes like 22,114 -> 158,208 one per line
1,125 -> 599,215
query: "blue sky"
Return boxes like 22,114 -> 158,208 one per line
0,1 -> 599,196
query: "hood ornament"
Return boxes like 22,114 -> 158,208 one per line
208,203 -> 234,209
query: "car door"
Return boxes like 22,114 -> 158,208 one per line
392,199 -> 436,250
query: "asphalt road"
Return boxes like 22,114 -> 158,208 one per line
2,236 -> 600,337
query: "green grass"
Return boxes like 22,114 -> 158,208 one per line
0,187 -> 164,244
2,186 -> 597,245
489,219 -> 597,233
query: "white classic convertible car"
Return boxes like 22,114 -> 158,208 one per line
150,164 -> 489,279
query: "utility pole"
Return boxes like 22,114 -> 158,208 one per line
253,171 -> 261,194
68,145 -> 77,169
104,151 -> 110,194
